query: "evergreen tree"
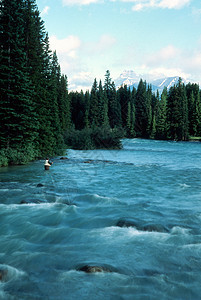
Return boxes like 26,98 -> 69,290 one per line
135,79 -> 148,137
118,85 -> 129,128
166,78 -> 188,141
104,70 -> 121,128
126,100 -> 135,137
89,78 -> 99,127
0,0 -> 38,150
84,91 -> 90,129
155,87 -> 167,139
97,80 -> 109,127
59,75 -> 71,131
146,84 -> 153,137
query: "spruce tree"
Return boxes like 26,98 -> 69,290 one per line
135,79 -> 147,137
0,0 -> 38,151
98,80 -> 109,127
104,70 -> 121,128
166,78 -> 188,141
89,78 -> 99,127
155,87 -> 167,139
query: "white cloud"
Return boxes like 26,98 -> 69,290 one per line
49,35 -> 81,58
119,0 -> 191,11
158,0 -> 191,9
141,41 -> 201,84
69,72 -> 94,91
62,0 -> 191,9
146,67 -> 190,80
62,0 -> 101,6
41,6 -> 50,16
83,34 -> 116,57
94,34 -> 116,52
146,45 -> 180,66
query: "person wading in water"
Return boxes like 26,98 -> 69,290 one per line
44,158 -> 53,170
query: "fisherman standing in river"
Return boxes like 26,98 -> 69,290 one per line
44,157 -> 53,170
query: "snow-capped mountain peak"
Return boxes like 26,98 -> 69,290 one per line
115,70 -> 188,93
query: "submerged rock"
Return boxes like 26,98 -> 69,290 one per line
84,160 -> 93,164
60,157 -> 68,160
116,219 -> 138,228
77,265 -> 113,273
20,199 -> 44,205
116,219 -> 169,233
64,201 -> 77,206
37,183 -> 44,187
141,224 -> 169,233
0,269 -> 8,281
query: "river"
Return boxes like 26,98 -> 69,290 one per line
0,139 -> 201,299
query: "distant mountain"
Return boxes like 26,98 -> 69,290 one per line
150,76 -> 188,93
115,70 -> 188,93
115,70 -> 140,88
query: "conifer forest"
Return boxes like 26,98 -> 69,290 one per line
1,0 -> 201,166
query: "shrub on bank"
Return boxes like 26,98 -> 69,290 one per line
64,127 -> 123,150
0,144 -> 38,167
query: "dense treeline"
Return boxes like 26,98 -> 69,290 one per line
0,0 -> 70,166
1,1 -> 201,167
67,73 -> 201,148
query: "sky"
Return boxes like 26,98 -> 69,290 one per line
36,0 -> 201,91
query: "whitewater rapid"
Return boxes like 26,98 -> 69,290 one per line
1,139 -> 201,299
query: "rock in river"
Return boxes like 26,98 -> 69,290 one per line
77,265 -> 113,273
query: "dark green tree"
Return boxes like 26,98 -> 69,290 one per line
134,79 -> 148,137
155,87 -> 167,139
98,80 -> 109,127
104,70 -> 121,128
89,78 -> 99,127
0,0 -> 38,151
166,78 -> 188,140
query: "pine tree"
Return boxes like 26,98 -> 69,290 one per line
118,85 -> 129,128
0,0 -> 38,151
166,78 -> 188,141
109,82 -> 122,128
84,91 -> 90,129
155,87 -> 167,139
135,79 -> 148,137
89,78 -> 99,127
48,51 -> 65,153
146,84 -> 153,137
98,80 -> 109,127
104,70 -> 121,128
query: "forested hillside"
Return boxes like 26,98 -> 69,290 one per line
0,0 -> 70,166
0,1 -> 201,167
67,74 -> 201,146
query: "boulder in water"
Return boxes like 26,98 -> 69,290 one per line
60,157 -> 68,160
0,269 -> 8,281
141,224 -> 169,233
116,219 -> 169,233
37,183 -> 44,187
84,160 -> 93,164
116,219 -> 138,228
64,201 -> 77,206
77,265 -> 112,273
20,199 -> 44,205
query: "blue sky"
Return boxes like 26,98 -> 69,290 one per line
36,0 -> 201,90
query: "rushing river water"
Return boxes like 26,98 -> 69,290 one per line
1,139 -> 201,299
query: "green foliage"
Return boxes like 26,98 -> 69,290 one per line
0,0 -> 70,166
91,127 -> 123,149
0,143 -> 38,166
166,78 -> 189,141
64,127 -> 122,150
0,150 -> 8,167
